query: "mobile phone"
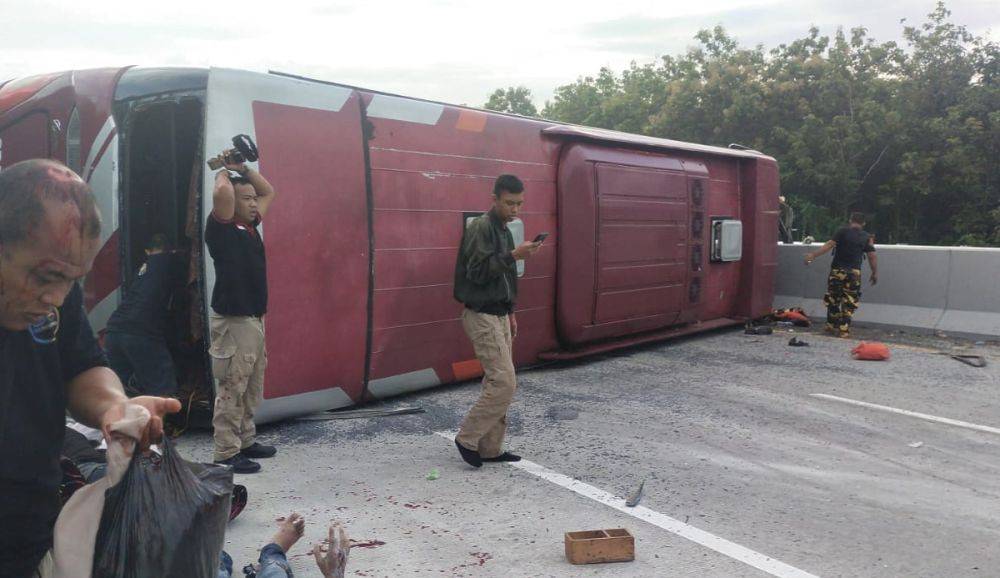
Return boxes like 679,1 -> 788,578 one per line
533,232 -> 549,243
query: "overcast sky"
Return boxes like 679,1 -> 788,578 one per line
1,0 -> 996,107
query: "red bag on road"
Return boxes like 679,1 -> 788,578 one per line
852,342 -> 890,361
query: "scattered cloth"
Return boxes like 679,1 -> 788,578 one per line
770,307 -> 812,327
852,342 -> 891,361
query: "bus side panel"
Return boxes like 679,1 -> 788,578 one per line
204,68 -> 365,422
736,157 -> 780,319
364,97 -> 559,397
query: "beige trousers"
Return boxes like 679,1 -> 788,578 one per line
456,308 -> 516,459
210,314 -> 267,461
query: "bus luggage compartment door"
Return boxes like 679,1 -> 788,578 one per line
204,68 -> 369,422
556,143 -> 698,345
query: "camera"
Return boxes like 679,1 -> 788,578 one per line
207,134 -> 259,170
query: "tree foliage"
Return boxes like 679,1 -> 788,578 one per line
494,3 -> 999,245
484,86 -> 539,117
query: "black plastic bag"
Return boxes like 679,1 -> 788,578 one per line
91,437 -> 233,578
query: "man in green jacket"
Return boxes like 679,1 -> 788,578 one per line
452,174 -> 540,467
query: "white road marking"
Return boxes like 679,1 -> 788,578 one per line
811,393 -> 1000,436
434,431 -> 819,578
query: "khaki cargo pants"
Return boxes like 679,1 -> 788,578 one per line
456,308 -> 516,459
210,314 -> 267,461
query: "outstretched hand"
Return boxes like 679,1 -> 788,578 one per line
100,396 -> 181,449
313,523 -> 350,578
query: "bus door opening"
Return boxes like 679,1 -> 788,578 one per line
120,95 -> 212,422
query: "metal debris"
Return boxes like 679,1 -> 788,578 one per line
295,407 -> 426,421
625,480 -> 645,507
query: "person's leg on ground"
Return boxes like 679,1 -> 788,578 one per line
239,317 -> 275,460
455,310 -> 517,461
129,335 -> 179,398
218,550 -> 234,578
211,317 -> 259,473
478,317 -> 520,462
824,269 -> 849,336
840,269 -> 862,333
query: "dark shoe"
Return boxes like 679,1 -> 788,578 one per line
240,442 -> 277,459
215,454 -> 261,474
482,452 -> 521,463
455,439 -> 482,468
788,337 -> 810,347
229,484 -> 248,522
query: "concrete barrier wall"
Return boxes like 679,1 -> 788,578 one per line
774,243 -> 1000,337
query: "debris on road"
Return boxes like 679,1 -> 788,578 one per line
852,342 -> 891,361
947,354 -> 987,368
565,529 -> 635,565
908,442 -> 924,448
788,337 -> 810,347
426,468 -> 440,481
295,407 -> 426,421
625,480 -> 645,507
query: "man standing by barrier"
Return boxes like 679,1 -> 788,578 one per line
804,212 -> 878,337
207,163 -> 278,474
452,174 -> 541,467
0,159 -> 180,577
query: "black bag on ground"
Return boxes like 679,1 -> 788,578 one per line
91,437 -> 233,578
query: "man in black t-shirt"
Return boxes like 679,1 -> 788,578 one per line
804,212 -> 879,337
206,161 -> 278,474
0,159 -> 180,577
105,233 -> 186,397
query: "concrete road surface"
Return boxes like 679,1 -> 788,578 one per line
177,326 -> 1000,577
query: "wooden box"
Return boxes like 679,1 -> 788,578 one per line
564,528 -> 635,565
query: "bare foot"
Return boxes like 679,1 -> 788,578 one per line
313,523 -> 350,578
271,512 -> 305,553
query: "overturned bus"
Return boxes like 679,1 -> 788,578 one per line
0,67 -> 780,422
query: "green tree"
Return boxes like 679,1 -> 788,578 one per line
490,1 -> 999,246
484,86 -> 538,117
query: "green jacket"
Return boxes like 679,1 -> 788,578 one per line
453,210 -> 517,314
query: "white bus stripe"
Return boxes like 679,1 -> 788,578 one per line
82,116 -> 115,181
811,393 -> 1000,436
434,431 -> 820,578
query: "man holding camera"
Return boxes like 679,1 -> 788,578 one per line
207,160 -> 278,474
452,174 -> 541,468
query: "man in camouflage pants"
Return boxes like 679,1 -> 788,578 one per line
804,212 -> 878,337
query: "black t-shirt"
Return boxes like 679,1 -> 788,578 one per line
0,284 -> 109,488
831,226 -> 875,270
205,214 -> 268,317
106,252 -> 186,338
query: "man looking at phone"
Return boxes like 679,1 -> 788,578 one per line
452,174 -> 541,467
207,162 -> 278,474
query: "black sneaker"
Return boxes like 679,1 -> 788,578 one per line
240,442 -> 277,459
482,452 -> 522,463
214,454 -> 261,474
455,439 -> 482,468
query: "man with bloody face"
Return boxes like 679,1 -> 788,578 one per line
0,159 -> 181,577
